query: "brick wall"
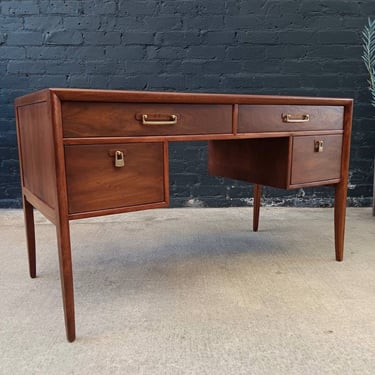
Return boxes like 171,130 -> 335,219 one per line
1,0 -> 374,208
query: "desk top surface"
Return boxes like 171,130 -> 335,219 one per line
16,88 -> 353,107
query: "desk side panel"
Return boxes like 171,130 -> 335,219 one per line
16,100 -> 57,219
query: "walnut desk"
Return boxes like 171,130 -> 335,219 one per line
15,89 -> 353,342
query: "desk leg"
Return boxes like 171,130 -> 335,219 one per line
253,184 -> 262,232
23,196 -> 36,278
334,182 -> 347,262
56,218 -> 76,342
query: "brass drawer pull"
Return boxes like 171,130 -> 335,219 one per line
314,140 -> 324,153
282,113 -> 310,123
142,114 -> 177,126
114,150 -> 125,167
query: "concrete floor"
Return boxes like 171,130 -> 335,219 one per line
0,207 -> 374,375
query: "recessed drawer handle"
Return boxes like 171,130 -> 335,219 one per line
282,113 -> 310,123
142,114 -> 177,126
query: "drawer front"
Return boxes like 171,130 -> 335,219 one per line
65,142 -> 166,213
290,135 -> 342,185
62,102 -> 232,137
238,105 -> 344,133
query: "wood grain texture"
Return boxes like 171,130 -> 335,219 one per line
16,101 -> 57,211
23,197 -> 36,278
62,102 -> 232,137
334,101 -> 353,261
62,130 -> 344,145
290,134 -> 343,185
238,105 -> 344,133
208,138 -> 290,189
15,91 -> 57,281
55,215 -> 75,342
16,88 -> 353,106
253,184 -> 262,232
232,104 -> 238,135
50,93 -> 76,342
65,142 -> 166,213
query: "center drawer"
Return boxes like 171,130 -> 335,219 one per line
238,105 -> 344,132
65,142 -> 167,214
62,102 -> 232,137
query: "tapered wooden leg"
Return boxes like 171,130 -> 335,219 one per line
253,184 -> 262,232
23,197 -> 36,278
334,182 -> 347,262
56,218 -> 76,342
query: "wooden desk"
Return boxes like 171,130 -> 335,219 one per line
15,89 -> 353,342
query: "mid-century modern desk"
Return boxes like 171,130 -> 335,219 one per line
15,89 -> 353,342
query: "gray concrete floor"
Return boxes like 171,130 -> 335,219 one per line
1,207 -> 374,375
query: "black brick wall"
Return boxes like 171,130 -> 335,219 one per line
1,0 -> 374,208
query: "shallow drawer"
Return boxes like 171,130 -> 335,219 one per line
62,102 -> 232,137
238,105 -> 344,133
65,142 -> 166,213
290,134 -> 342,186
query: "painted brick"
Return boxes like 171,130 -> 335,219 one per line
118,1 -> 157,16
180,61 -> 204,74
225,16 -> 263,29
187,46 -> 226,59
318,30 -> 360,45
63,16 -> 101,31
44,61 -> 85,74
123,32 -> 155,45
6,31 -> 43,45
24,16 -> 63,31
187,16 -> 224,30
0,0 -> 374,208
39,0 -> 82,15
202,61 -> 242,74
0,75 -> 30,89
226,46 -> 265,60
126,61 -> 164,74
0,16 -> 23,31
106,75 -> 149,90
7,61 -> 46,74
154,32 -> 202,46
28,74 -> 69,88
44,30 -> 83,45
85,61 -> 124,75
106,45 -> 145,59
144,16 -> 182,30
159,1 -> 196,15
147,46 -> 185,60
204,31 -> 236,45
1,1 -> 39,15
0,33 -> 7,45
83,31 -> 121,45
82,1 -> 117,16
278,31 -> 316,45
236,31 -> 279,45
146,74 -> 186,90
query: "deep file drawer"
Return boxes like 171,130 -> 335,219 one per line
290,134 -> 343,186
208,135 -> 343,189
62,102 -> 233,137
65,142 -> 167,214
238,105 -> 344,133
